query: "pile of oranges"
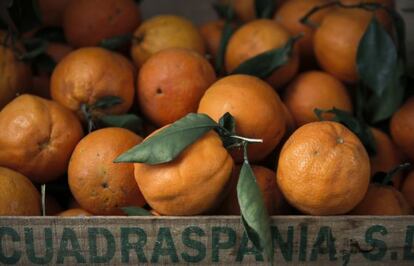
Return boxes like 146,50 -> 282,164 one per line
0,0 -> 413,219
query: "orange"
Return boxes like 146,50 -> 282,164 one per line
138,48 -> 216,127
63,0 -> 140,47
198,74 -> 286,162
130,15 -> 205,67
401,171 -> 414,209
0,31 -> 32,110
58,208 -> 93,217
277,121 -> 370,215
0,167 -> 41,216
390,97 -> 414,162
274,0 -> 332,66
351,183 -> 412,215
282,103 -> 296,135
37,0 -> 70,27
314,7 -> 391,83
0,94 -> 83,183
225,19 -> 299,89
217,165 -> 287,215
199,20 -> 225,63
370,128 -> 404,188
50,47 -> 135,117
283,70 -> 353,126
69,128 -> 146,215
135,130 -> 234,215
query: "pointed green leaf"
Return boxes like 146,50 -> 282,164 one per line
114,113 -> 218,164
365,59 -> 406,123
91,96 -> 123,110
314,108 -> 377,155
218,112 -> 236,135
372,162 -> 411,185
237,161 -> 273,261
387,8 -> 406,59
255,0 -> 276,19
100,33 -> 132,51
216,112 -> 241,149
212,2 -> 234,20
122,207 -> 153,216
99,114 -> 143,134
20,38 -> 48,61
357,16 -> 398,96
231,35 -> 300,79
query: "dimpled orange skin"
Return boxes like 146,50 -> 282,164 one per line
390,97 -> 414,162
130,15 -> 205,68
50,47 -> 135,116
283,71 -> 353,126
0,167 -> 41,216
217,165 -> 287,215
198,75 -> 286,163
225,19 -> 299,90
277,121 -> 370,215
37,0 -> 70,27
63,0 -> 140,47
0,32 -> 32,110
138,48 -> 216,127
134,131 -> 234,216
0,95 -> 83,183
350,184 -> 413,215
370,128 -> 404,188
314,8 -> 390,83
69,128 -> 146,215
58,208 -> 92,217
199,20 -> 225,62
401,171 -> 414,209
274,0 -> 331,64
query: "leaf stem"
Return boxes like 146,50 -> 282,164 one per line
230,135 -> 263,143
41,184 -> 46,216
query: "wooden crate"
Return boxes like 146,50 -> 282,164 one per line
1,216 -> 414,265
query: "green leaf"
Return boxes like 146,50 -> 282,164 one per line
215,22 -> 235,75
215,112 -> 241,149
20,38 -> 48,61
231,35 -> 300,79
99,114 -> 143,134
122,207 -> 153,216
255,0 -> 276,19
99,33 -> 132,51
237,160 -> 273,261
357,16 -> 398,96
218,112 -> 236,135
114,113 -> 218,164
387,8 -> 406,59
364,59 -> 406,123
212,2 -> 234,20
33,27 -> 66,43
372,162 -> 411,185
91,96 -> 123,110
314,108 -> 377,156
